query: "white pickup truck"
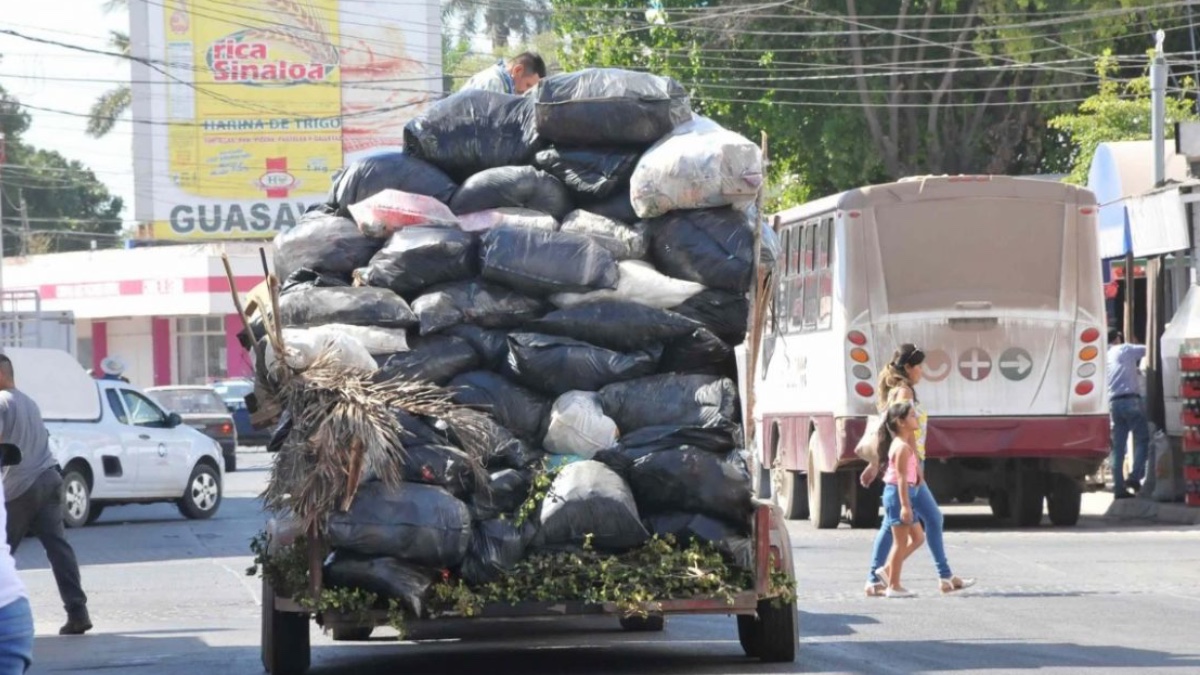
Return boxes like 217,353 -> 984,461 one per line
6,348 -> 225,528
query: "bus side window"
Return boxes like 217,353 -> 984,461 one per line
803,222 -> 819,330
770,227 -> 790,335
818,218 -> 833,329
789,223 -> 806,331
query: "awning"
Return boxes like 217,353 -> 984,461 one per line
1126,186 -> 1191,257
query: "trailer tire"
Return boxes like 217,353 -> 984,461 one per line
261,578 -> 310,675
808,451 -> 840,530
331,625 -> 374,641
619,614 -> 664,632
737,614 -> 762,658
1046,473 -> 1082,527
1010,468 -> 1045,528
755,597 -> 798,662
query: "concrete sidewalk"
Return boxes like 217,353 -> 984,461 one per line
1105,495 -> 1200,525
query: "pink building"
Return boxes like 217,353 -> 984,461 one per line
2,243 -> 269,388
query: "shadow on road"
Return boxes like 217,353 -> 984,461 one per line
797,611 -> 878,639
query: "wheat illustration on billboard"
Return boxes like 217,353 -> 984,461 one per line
253,0 -> 340,66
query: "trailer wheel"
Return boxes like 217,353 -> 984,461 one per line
808,452 -> 840,530
261,578 -> 311,675
619,614 -> 664,632
331,625 -> 374,641
1010,468 -> 1045,527
1046,473 -> 1082,527
745,597 -> 797,662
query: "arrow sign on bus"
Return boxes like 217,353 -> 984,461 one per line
999,347 -> 1033,382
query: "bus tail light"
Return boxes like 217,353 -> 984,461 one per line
1075,381 -> 1095,396
1074,325 -> 1102,397
847,331 -> 867,346
854,382 -> 875,398
1079,346 -> 1099,361
850,348 -> 870,364
1080,327 -> 1100,343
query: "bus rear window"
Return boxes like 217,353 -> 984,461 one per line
875,199 -> 1065,313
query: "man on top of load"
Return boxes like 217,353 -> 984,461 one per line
462,52 -> 547,95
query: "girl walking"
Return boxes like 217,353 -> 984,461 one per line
874,401 -> 924,598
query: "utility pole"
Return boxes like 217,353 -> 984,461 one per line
17,190 -> 29,257
0,131 -> 6,296
1147,30 -> 1168,432
1153,29 -> 1167,186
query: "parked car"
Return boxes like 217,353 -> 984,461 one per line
212,378 -> 271,446
5,347 -> 224,528
147,386 -> 239,472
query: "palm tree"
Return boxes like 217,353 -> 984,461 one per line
86,0 -> 130,138
443,0 -> 552,53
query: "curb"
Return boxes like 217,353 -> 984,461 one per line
1105,497 -> 1200,525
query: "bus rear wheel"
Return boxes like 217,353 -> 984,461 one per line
1009,468 -> 1045,527
1046,473 -> 1082,527
808,452 -> 840,529
773,466 -> 809,521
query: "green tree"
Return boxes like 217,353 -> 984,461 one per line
443,0 -> 552,53
2,85 -> 125,254
1050,51 -> 1197,185
86,0 -> 131,139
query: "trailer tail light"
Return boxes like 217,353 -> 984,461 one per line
854,382 -> 875,398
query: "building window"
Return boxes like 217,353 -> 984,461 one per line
176,316 -> 226,385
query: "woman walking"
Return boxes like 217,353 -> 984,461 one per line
874,401 -> 925,598
862,344 -> 975,597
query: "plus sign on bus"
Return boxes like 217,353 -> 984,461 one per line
958,348 -> 992,381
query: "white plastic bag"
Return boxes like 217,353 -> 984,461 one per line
348,189 -> 459,237
1150,428 -> 1184,502
330,324 -> 410,355
543,391 -> 619,458
629,115 -> 763,219
457,208 -> 559,233
550,260 -> 705,309
267,326 -> 378,372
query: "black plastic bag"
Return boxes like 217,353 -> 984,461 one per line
358,226 -> 478,297
411,280 -> 545,336
400,442 -> 478,500
599,374 -> 738,432
670,289 -> 749,345
528,300 -> 699,352
480,227 -> 618,297
450,166 -> 573,220
325,152 -> 458,217
459,518 -> 537,587
628,449 -> 753,527
470,468 -> 533,521
535,69 -> 691,146
534,147 -> 641,200
279,268 -> 352,295
643,512 -> 752,569
650,208 -> 754,293
660,327 -> 736,376
617,425 -> 737,461
267,410 -> 293,453
403,90 -> 541,179
559,210 -> 647,260
469,418 -> 544,471
278,286 -> 418,329
445,325 -> 510,370
503,332 -> 660,396
449,371 -> 550,442
327,481 -> 472,568
536,460 -> 649,552
375,335 -> 481,385
274,212 -> 384,283
582,189 -> 639,224
324,551 -> 438,617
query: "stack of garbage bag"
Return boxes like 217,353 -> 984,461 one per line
259,67 -> 772,614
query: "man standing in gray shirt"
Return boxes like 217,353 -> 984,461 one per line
1106,329 -> 1150,500
0,354 -> 91,635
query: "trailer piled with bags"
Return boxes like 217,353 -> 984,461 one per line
243,67 -> 794,675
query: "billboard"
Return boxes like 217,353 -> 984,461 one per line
130,0 -> 442,240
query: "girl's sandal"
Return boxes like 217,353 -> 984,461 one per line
873,566 -> 892,588
939,576 -> 976,594
864,581 -> 886,597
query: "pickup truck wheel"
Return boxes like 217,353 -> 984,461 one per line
85,505 -> 105,525
178,464 -> 222,520
62,470 -> 92,529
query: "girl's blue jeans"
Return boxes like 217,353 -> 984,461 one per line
867,482 -> 952,581
0,597 -> 33,674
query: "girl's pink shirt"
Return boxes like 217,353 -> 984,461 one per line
883,439 -> 918,486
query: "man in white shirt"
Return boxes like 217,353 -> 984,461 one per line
1106,329 -> 1150,499
462,52 -> 547,96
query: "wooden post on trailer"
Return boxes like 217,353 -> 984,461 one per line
745,131 -> 772,450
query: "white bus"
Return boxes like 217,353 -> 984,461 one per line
739,175 -> 1109,529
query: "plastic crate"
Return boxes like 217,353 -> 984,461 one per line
1183,409 -> 1200,427
1188,491 -> 1200,507
1184,451 -> 1200,468
1183,379 -> 1200,398
1186,466 -> 1200,482
1182,355 -> 1200,372
1185,430 -> 1200,451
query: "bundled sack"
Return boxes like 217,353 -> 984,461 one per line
273,212 -> 383,283
504,333 -> 660,397
459,518 -> 538,587
325,152 -> 457,218
470,418 -> 544,471
400,442 -> 479,500
403,90 -> 541,179
534,147 -> 641,200
583,189 -> 639,224
445,325 -> 510,370
329,324 -> 410,355
375,335 -> 480,386
644,513 -> 752,570
349,189 -> 459,237
536,460 -> 649,552
324,552 -> 438,617
650,208 -> 754,293
628,449 -> 753,526
267,326 -> 377,372
535,69 -> 691,146
449,371 -> 551,442
412,280 -> 545,336
529,300 -> 698,352
670,289 -> 749,345
458,208 -> 559,234
278,286 -> 418,329
617,424 -> 737,461
599,374 -> 738,433
543,391 -> 619,459
279,268 -> 351,295
660,327 -> 736,376
559,210 -> 647,260
630,116 -> 763,219
480,227 -> 618,297
450,167 -> 573,221
327,481 -> 472,568
551,260 -> 705,310
358,226 -> 478,296
470,468 -> 533,520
